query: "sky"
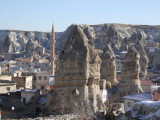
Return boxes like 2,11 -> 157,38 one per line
0,0 -> 160,32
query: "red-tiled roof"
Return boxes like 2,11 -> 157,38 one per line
152,94 -> 160,101
157,87 -> 160,93
16,58 -> 31,62
141,80 -> 155,86
116,75 -> 121,81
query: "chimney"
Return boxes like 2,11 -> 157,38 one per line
51,24 -> 55,75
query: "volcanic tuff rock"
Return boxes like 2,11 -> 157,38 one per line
0,30 -> 62,54
0,24 -> 160,70
118,46 -> 143,97
100,44 -> 117,86
135,40 -> 149,78
46,25 -> 104,115
1,24 -> 160,55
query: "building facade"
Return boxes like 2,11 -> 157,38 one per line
0,80 -> 16,94
34,72 -> 51,90
12,76 -> 33,89
21,90 -> 40,104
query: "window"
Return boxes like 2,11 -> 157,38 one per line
23,98 -> 26,104
41,85 -> 45,89
44,76 -> 47,80
39,76 -> 42,80
127,102 -> 132,107
7,87 -> 10,91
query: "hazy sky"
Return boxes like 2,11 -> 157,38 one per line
0,0 -> 160,32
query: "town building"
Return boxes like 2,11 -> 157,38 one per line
4,52 -> 25,60
123,92 -> 152,112
99,79 -> 108,103
115,51 -> 127,72
10,66 -> 23,76
115,55 -> 123,72
120,51 -> 127,60
34,72 -> 51,90
0,80 -> 16,94
0,75 -> 12,81
21,89 -> 40,104
12,75 -> 33,89
141,79 -> 155,92
15,57 -> 33,69
152,87 -> 160,101
0,66 -> 1,75
146,42 -> 159,53
0,60 -> 17,75
33,58 -> 50,72
21,71 -> 54,91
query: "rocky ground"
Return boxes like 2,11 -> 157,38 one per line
30,114 -> 101,120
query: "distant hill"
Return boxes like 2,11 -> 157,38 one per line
0,23 -> 160,55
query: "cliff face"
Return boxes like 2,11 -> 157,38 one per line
0,30 -> 62,55
0,24 -> 160,55
76,24 -> 160,53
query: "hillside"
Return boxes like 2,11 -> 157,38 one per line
0,23 -> 160,55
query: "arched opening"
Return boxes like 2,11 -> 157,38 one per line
35,107 -> 42,117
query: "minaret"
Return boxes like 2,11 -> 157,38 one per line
51,24 -> 55,75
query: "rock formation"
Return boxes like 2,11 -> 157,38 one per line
125,101 -> 160,120
118,46 -> 143,97
100,44 -> 117,86
0,24 -> 160,55
135,40 -> 149,78
46,25 -> 104,116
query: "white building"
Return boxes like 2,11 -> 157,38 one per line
120,51 -> 127,60
21,90 -> 40,104
33,59 -> 50,72
115,55 -> 123,72
123,92 -> 152,112
34,72 -> 52,90
0,80 -> 16,94
99,79 -> 108,103
146,42 -> 159,53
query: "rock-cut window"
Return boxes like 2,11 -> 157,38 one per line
39,76 -> 42,80
7,87 -> 10,92
127,102 -> 132,107
44,76 -> 47,80
72,37 -> 74,40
